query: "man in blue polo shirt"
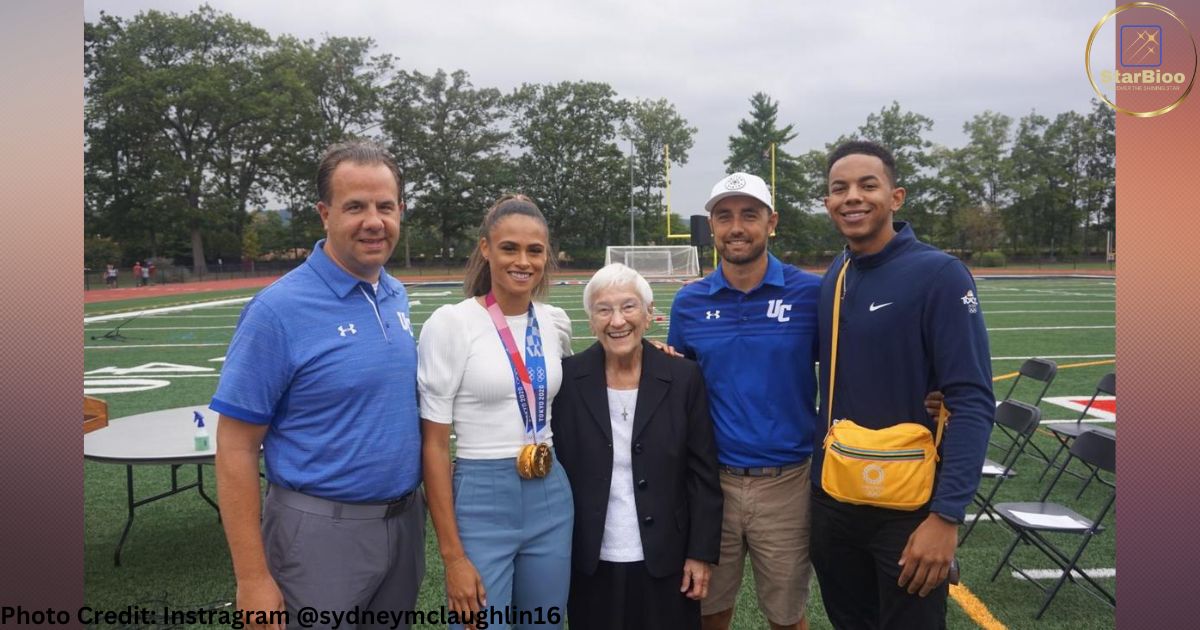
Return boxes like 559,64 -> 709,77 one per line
213,141 -> 423,627
668,173 -> 820,630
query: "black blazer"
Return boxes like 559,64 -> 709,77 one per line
552,340 -> 722,578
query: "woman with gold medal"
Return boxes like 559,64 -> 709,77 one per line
420,194 -> 574,629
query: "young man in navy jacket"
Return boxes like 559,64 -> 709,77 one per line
811,140 -> 994,629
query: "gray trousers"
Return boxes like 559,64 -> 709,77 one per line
263,485 -> 426,629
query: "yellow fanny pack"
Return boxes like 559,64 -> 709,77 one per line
821,255 -> 947,511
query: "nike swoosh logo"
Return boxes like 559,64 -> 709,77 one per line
869,302 -> 894,312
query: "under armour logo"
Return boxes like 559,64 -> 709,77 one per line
338,324 -> 357,337
396,312 -> 411,331
766,299 -> 792,323
706,310 -> 721,320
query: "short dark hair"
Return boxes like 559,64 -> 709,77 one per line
316,140 -> 404,204
826,140 -> 899,187
463,194 -> 557,300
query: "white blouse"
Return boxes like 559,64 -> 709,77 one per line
599,386 -> 645,562
418,298 -> 573,459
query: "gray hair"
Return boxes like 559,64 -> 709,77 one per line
583,263 -> 654,316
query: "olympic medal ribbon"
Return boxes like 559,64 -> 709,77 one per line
483,293 -> 547,444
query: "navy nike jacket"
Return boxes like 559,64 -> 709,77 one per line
814,222 -> 994,522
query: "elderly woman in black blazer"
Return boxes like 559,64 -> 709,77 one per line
551,263 -> 722,630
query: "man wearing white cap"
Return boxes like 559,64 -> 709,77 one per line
667,172 -> 820,630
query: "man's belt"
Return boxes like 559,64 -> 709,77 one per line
267,484 -> 417,519
719,460 -> 808,477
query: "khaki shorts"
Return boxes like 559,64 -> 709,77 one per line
701,460 -> 813,625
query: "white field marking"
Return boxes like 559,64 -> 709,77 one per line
984,300 -> 1113,304
83,373 -> 220,379
84,325 -> 236,331
84,297 -> 251,323
85,343 -> 228,349
987,325 -> 1114,332
409,291 -> 453,297
1012,568 -> 1115,581
992,354 -> 1113,360
209,356 -> 225,362
980,285 -> 1112,291
141,314 -> 242,319
84,378 -> 171,395
1005,289 -> 1114,298
1043,396 -> 1116,422
85,362 -> 214,376
984,310 -> 1113,314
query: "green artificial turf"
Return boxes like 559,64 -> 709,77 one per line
84,276 -> 1116,629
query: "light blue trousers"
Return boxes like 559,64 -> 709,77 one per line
452,453 -> 573,629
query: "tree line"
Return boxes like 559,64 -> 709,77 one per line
85,6 -> 1114,273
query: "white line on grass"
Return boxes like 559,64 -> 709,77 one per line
85,343 -> 228,349
1042,418 -> 1115,425
1012,568 -> 1115,581
984,300 -> 1113,304
1010,289 -> 1115,297
984,310 -> 1113,314
84,373 -> 221,379
84,297 -> 251,323
992,354 -> 1113,360
142,314 -> 243,319
988,325 -> 1114,332
84,325 -> 236,331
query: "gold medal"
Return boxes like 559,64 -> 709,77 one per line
517,443 -> 552,479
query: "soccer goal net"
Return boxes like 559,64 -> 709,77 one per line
605,245 -> 700,279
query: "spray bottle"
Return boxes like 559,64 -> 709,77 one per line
193,411 -> 211,451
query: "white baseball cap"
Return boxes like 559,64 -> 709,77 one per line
704,172 -> 773,213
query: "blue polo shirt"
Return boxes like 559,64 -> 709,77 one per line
211,241 -> 421,502
667,254 -> 821,467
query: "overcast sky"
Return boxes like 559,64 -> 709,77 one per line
85,0 -> 1114,218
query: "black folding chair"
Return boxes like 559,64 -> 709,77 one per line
992,358 -> 1057,465
1040,372 -> 1115,486
990,430 -> 1116,619
960,400 -> 1041,546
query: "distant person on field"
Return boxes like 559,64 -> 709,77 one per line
132,262 -> 143,287
213,140 -> 424,628
141,261 -> 151,286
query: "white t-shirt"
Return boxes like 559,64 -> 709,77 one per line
599,387 -> 645,562
418,298 -> 573,459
